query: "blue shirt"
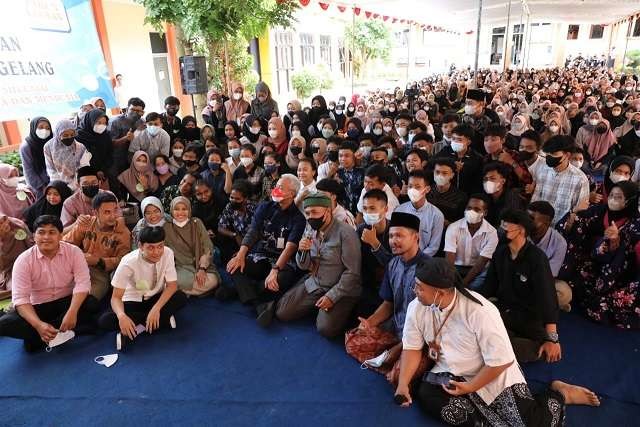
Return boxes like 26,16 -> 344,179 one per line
379,252 -> 430,338
395,201 -> 445,256
532,227 -> 567,278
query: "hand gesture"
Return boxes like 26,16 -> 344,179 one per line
265,268 -> 280,292
604,221 -> 620,250
36,321 -> 58,343
455,160 -> 464,172
361,227 -> 380,249
315,295 -> 334,311
589,191 -> 603,204
118,313 -> 137,340
538,341 -> 562,363
77,215 -> 92,227
226,253 -> 246,274
146,306 -> 161,333
126,130 -> 134,142
498,151 -> 515,165
357,316 -> 372,330
59,310 -> 78,332
298,237 -> 313,252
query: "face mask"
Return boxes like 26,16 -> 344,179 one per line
257,96 -> 267,103
173,218 -> 189,228
81,185 -> 99,198
383,126 -> 393,133
373,128 -> 383,136
249,126 -> 261,135
271,187 -> 286,203
264,164 -> 278,174
147,125 -> 160,136
93,124 -> 107,134
388,107 -> 396,113
608,198 -> 625,211
433,174 -> 450,186
589,119 -> 599,126
570,160 -> 583,169
606,102 -> 615,108
546,154 -> 563,168
291,130 -> 301,138
498,228 -> 512,245
327,151 -> 339,162
311,145 -> 320,154
347,129 -> 360,139
208,162 -> 221,171
348,107 -> 355,112
549,125 -> 560,133
35,128 -> 50,139
464,209 -> 483,224
60,136 -> 75,146
94,354 -> 118,368
240,157 -> 253,167
233,93 -> 243,100
451,141 -> 465,152
387,148 -> 395,160
363,212 -> 382,226
574,92 -> 582,97
483,180 -> 501,194
396,126 -> 407,137
464,105 -> 476,115
407,188 -> 424,203
156,164 -> 169,175
356,111 -> 365,117
268,130 -> 278,139
290,146 -> 302,156
335,109 -> 344,116
229,201 -> 243,210
518,150 -> 535,161
135,161 -> 148,171
360,146 -> 372,157
322,129 -> 334,139
184,160 -> 197,168
128,111 -> 141,122
596,125 -> 607,134
173,148 -> 183,158
610,172 -> 628,184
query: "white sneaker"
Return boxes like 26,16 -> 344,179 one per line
116,333 -> 122,351
362,350 -> 390,369
169,315 -> 177,329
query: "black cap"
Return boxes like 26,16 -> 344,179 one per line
415,258 -> 482,305
466,89 -> 486,102
389,212 -> 420,232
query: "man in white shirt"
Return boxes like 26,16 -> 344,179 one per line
98,226 -> 187,350
395,258 -> 600,425
444,194 -> 498,290
356,164 -> 399,221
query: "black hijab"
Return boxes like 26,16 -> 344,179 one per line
22,180 -> 73,231
309,95 -> 329,126
76,108 -> 111,172
242,114 -> 267,143
24,116 -> 52,175
181,116 -> 202,142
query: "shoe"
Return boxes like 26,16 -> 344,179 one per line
363,350 -> 390,368
169,315 -> 177,329
214,286 -> 238,301
116,333 -> 133,352
256,302 -> 275,328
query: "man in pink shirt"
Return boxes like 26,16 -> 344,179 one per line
0,215 -> 98,352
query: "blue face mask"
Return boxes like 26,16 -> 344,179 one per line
208,162 -> 221,171
264,164 -> 278,174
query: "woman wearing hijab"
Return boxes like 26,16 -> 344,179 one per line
19,116 -> 52,198
180,116 -> 202,144
117,151 -> 159,204
613,110 -> 640,139
163,196 -> 220,296
283,99 -> 302,130
251,81 -> 279,121
290,120 -> 311,145
267,117 -> 288,157
285,136 -> 306,172
224,82 -> 251,124
0,164 -> 36,219
75,108 -> 112,184
610,118 -> 640,161
558,180 -> 640,329
131,196 -> 170,249
599,156 -> 635,200
22,180 -> 72,232
582,117 -> 617,168
239,114 -> 268,153
0,215 -> 32,292
43,119 -> 90,190
309,95 -> 330,128
505,113 -> 532,150
202,89 -> 228,140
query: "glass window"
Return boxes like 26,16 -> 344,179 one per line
319,35 -> 331,67
300,33 -> 315,66
590,25 -> 604,39
274,31 -> 294,93
633,19 -> 640,37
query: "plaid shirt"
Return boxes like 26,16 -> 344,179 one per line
260,173 -> 279,201
218,201 -> 257,237
531,164 -> 589,224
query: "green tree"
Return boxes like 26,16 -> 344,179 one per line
344,19 -> 392,79
291,68 -> 320,100
137,0 -> 298,93
626,50 -> 640,71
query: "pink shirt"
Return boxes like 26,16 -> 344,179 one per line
61,190 -> 122,227
11,241 -> 91,306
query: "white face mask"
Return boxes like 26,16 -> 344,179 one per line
464,105 -> 476,115
173,148 -> 183,158
589,119 -> 599,126
240,157 -> 253,167
483,180 -> 501,194
383,125 -> 393,133
549,125 -> 560,133
147,125 -> 160,136
357,111 -> 365,117
94,354 -> 118,368
229,148 -> 240,158
271,195 -> 284,203
570,160 -> 584,169
373,128 -> 383,136
268,129 -> 278,139
93,124 -> 107,134
250,126 -> 261,135
396,126 -> 407,137
610,172 -> 629,184
451,141 -> 465,152
291,130 -> 301,138
322,129 -> 334,139
433,174 -> 450,186
464,209 -> 483,224
407,188 -> 424,203
35,128 -> 50,139
233,93 -> 243,100
363,212 -> 382,226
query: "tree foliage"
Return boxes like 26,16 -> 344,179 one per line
291,68 -> 320,100
344,19 -> 392,78
626,50 -> 640,71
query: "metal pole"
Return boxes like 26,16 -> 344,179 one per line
518,2 -> 524,68
351,5 -> 355,96
622,19 -> 632,69
525,13 -> 532,68
474,0 -> 483,72
406,25 -> 411,82
503,0 -> 512,71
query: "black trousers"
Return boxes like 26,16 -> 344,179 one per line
97,291 -> 187,331
500,308 -> 546,363
416,381 -> 565,426
232,257 -> 300,305
0,295 -> 100,345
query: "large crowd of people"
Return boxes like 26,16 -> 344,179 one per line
5,63 -> 640,424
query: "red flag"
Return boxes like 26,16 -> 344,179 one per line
338,5 -> 346,12
299,0 -> 310,6
373,13 -> 379,19
365,11 -> 372,18
319,2 -> 329,10
353,7 -> 361,15
383,15 -> 389,21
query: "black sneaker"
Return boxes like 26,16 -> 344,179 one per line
256,302 -> 275,328
215,286 -> 238,301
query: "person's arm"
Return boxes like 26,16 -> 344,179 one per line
222,166 -> 233,195
43,144 -> 59,181
479,255 -> 499,298
61,222 -> 82,246
463,256 -> 490,285
161,133 -> 170,157
446,362 -> 513,396
102,228 -> 132,272
424,209 -> 445,256
273,241 -> 297,271
364,300 -> 393,328
548,233 -> 567,278
152,281 -> 178,312
395,301 -> 425,406
325,228 -> 362,304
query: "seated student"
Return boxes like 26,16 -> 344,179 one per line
0,164 -> 36,220
160,172 -> 197,211
232,144 -> 264,199
192,179 -> 222,238
153,154 -> 179,198
356,189 -> 392,316
216,180 -> 257,268
435,124 -> 484,195
432,113 -> 459,154
395,258 -> 600,424
132,196 -> 169,249
0,215 -> 98,352
444,194 -> 498,290
175,144 -> 203,181
528,201 -> 572,311
164,197 -> 220,296
259,152 -> 282,201
200,148 -> 232,205
519,129 -> 545,176
128,112 -> 170,162
395,170 -> 444,256
482,209 -> 561,364
118,151 -> 159,204
315,178 -> 357,229
348,212 -> 430,384
23,181 -> 73,232
356,164 -> 400,221
226,175 -> 306,322
98,226 -> 187,350
168,138 -> 186,175
337,141 -> 365,216
270,193 -> 361,335
483,123 -> 533,188
410,132 -> 435,156
294,157 -> 317,208
0,215 -> 32,294
369,145 -> 403,191
61,166 -> 120,229
482,162 -> 527,227
427,157 -> 468,225
63,192 -> 131,300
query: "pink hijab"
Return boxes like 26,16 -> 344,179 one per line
586,118 -> 616,163
0,164 -> 35,219
117,151 -> 159,203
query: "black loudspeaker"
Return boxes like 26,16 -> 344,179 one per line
179,56 -> 208,95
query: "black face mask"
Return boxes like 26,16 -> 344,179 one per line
184,160 -> 198,168
229,201 -> 243,210
327,151 -> 339,162
166,107 -> 179,116
596,125 -> 607,134
518,150 -> 535,161
307,217 -> 325,231
61,137 -> 75,146
311,146 -> 320,154
497,229 -> 511,245
545,155 -> 563,168
290,146 -> 302,156
81,185 -> 99,198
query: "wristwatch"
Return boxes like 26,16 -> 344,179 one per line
545,332 -> 559,343
272,264 -> 281,272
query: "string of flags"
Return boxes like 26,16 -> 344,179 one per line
291,0 -> 463,35
611,10 -> 640,27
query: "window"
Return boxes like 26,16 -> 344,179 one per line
394,30 -> 409,48
567,25 -> 579,40
633,18 -> 640,37
338,38 -> 351,78
149,32 -> 168,54
300,33 -> 315,66
319,35 -> 331,67
490,27 -> 505,65
590,25 -> 604,39
274,31 -> 294,94
492,27 -> 505,35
